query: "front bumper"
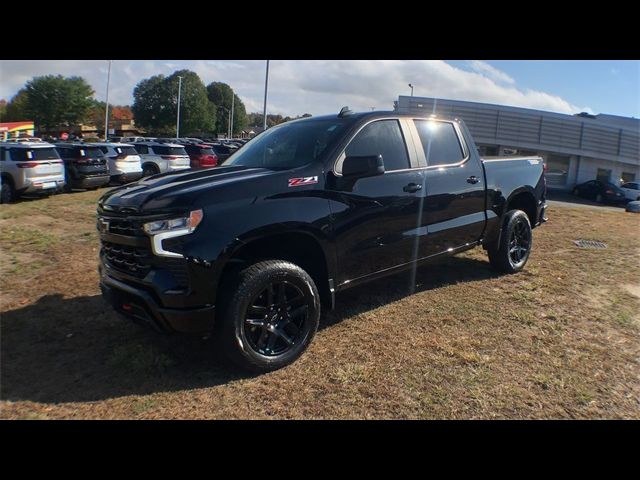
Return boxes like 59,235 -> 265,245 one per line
100,267 -> 215,334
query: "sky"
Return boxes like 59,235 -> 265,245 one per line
1,60 -> 638,119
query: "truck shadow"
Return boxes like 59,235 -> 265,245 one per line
1,255 -> 498,404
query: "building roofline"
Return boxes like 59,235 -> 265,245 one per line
397,96 -> 639,133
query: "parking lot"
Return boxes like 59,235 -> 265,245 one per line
0,189 -> 639,419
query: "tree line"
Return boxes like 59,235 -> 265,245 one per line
0,69 -> 309,137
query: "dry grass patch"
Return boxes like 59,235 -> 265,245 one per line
1,190 -> 639,419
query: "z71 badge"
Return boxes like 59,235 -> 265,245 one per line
288,176 -> 318,187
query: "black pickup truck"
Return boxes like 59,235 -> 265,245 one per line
97,109 -> 547,371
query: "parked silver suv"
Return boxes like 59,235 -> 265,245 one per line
0,142 -> 66,203
131,142 -> 191,177
90,142 -> 143,184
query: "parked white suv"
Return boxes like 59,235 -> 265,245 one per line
132,142 -> 191,177
620,182 -> 640,201
91,142 -> 143,184
0,142 -> 66,203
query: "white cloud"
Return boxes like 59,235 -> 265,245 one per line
468,60 -> 515,85
0,59 -> 590,118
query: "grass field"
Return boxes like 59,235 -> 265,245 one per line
1,189 -> 639,419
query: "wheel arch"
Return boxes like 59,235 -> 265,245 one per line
216,228 -> 336,308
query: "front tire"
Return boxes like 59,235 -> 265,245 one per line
216,260 -> 320,372
487,209 -> 533,274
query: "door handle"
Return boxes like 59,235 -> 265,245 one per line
467,176 -> 480,184
403,183 -> 422,193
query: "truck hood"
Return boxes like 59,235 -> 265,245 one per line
98,165 -> 276,214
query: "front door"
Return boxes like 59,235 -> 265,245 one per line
329,119 -> 424,286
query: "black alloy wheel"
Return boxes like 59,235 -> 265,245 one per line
244,280 -> 309,356
487,209 -> 533,274
217,259 -> 320,372
508,217 -> 531,267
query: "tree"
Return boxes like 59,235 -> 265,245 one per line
22,75 -> 95,131
206,82 -> 247,137
86,100 -> 113,136
132,70 -> 215,136
0,99 -> 6,122
3,89 -> 29,122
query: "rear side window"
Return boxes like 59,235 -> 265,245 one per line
135,144 -> 149,154
153,146 -> 187,156
99,146 -> 110,154
414,120 -> 465,166
345,120 -> 409,172
120,146 -> 138,156
9,147 -> 60,161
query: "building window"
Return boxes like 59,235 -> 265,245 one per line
545,154 -> 571,186
621,172 -> 636,184
478,145 -> 499,156
597,168 -> 611,183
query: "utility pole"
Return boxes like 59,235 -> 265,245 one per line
262,60 -> 270,131
104,60 -> 112,140
230,93 -> 235,139
176,76 -> 183,138
408,83 -> 414,97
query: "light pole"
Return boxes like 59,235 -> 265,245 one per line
408,83 -> 414,97
176,76 -> 183,138
230,93 -> 235,139
104,60 -> 112,140
218,106 -> 230,138
262,60 -> 270,131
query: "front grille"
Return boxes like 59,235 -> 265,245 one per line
102,241 -> 151,278
105,218 -> 146,237
99,214 -> 190,288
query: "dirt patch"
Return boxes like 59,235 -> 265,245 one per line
1,190 -> 639,419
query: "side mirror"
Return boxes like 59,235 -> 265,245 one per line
342,154 -> 385,179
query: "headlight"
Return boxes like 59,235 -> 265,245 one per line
143,209 -> 203,235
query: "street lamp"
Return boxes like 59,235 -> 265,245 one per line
408,83 -> 414,97
176,76 -> 183,138
230,93 -> 235,139
104,60 -> 112,140
218,106 -> 231,138
263,60 -> 270,130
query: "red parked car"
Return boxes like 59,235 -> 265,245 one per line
184,144 -> 218,168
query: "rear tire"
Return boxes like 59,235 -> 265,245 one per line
216,259 -> 320,373
142,164 -> 159,177
0,178 -> 15,204
487,209 -> 533,274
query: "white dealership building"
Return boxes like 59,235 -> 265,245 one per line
395,96 -> 640,191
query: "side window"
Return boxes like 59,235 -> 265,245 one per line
99,146 -> 109,154
345,120 -> 409,172
414,120 -> 465,166
136,145 -> 148,154
0,147 -> 4,161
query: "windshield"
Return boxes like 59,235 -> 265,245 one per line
224,119 -> 348,170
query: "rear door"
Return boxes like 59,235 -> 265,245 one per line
330,118 -> 425,285
409,119 -> 486,257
